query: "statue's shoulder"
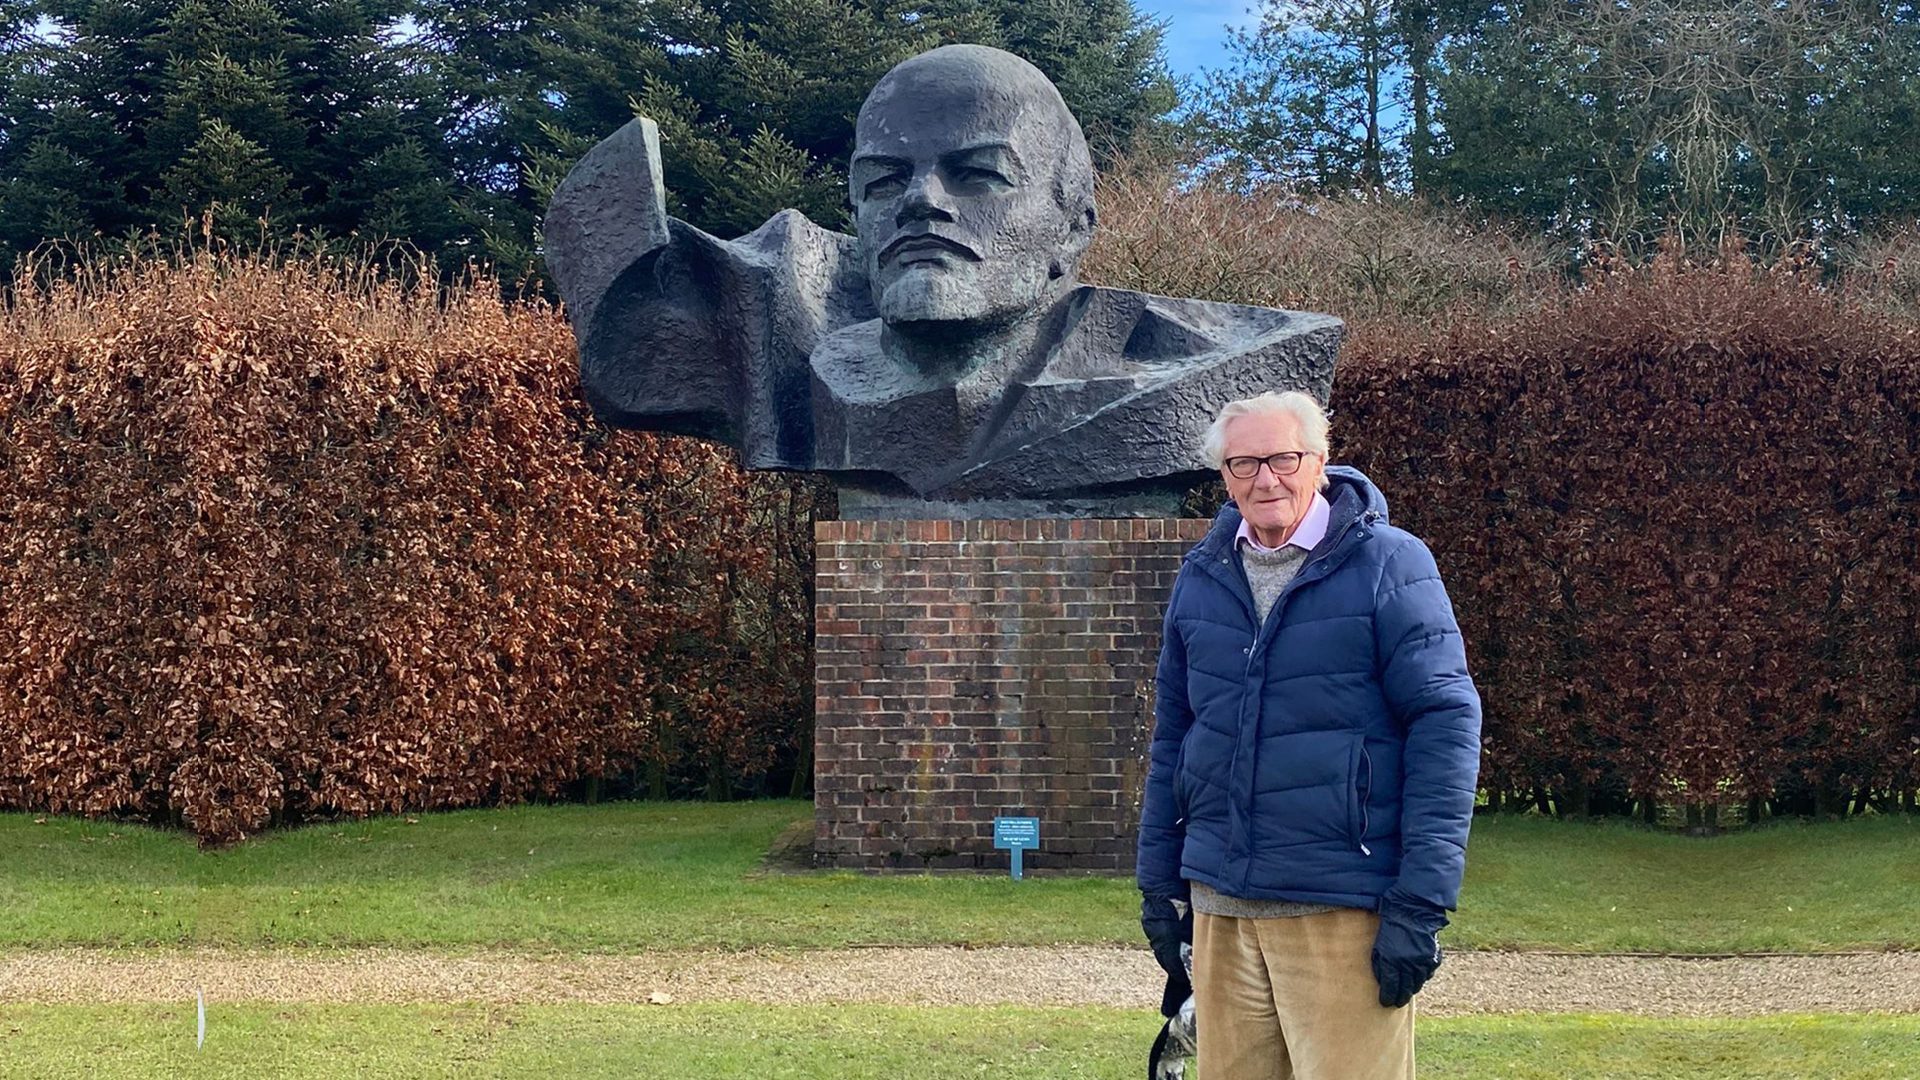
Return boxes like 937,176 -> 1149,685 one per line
1068,285 -> 1341,367
1029,285 -> 1340,387
937,288 -> 1344,499
727,208 -> 859,268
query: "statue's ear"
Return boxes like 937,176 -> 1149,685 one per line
1052,205 -> 1097,279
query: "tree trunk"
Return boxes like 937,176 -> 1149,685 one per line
1405,0 -> 1434,193
788,732 -> 813,799
1685,802 -> 1720,836
1364,5 -> 1384,191
1814,783 -> 1847,819
1563,779 -> 1591,819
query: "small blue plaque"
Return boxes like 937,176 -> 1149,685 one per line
993,816 -> 1041,880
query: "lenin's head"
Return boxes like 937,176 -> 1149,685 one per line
850,45 -> 1097,331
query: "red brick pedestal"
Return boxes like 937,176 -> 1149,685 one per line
812,518 -> 1210,872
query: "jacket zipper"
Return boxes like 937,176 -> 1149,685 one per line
1231,507 -> 1381,894
1240,508 -> 1378,672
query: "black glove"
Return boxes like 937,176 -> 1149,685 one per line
1140,891 -> 1192,980
1141,891 -> 1193,1017
1371,892 -> 1448,1008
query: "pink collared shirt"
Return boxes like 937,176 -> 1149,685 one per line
1236,491 -> 1331,554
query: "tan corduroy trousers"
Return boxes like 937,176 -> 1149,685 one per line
1192,907 -> 1415,1080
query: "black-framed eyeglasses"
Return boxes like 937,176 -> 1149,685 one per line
1224,452 -> 1312,479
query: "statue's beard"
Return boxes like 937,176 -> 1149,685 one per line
874,259 -> 1054,329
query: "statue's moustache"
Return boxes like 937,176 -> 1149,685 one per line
878,231 -> 982,267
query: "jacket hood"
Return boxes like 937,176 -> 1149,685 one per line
1191,464 -> 1390,562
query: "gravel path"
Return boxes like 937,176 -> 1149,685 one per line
5,947 -> 1920,1017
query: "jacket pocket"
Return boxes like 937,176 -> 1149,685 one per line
1173,742 -> 1191,821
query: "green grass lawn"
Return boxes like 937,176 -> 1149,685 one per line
1,1005 -> 1916,1079
1,802 -> 1917,952
1457,812 -> 1920,952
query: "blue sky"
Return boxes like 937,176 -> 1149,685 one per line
1134,0 -> 1262,81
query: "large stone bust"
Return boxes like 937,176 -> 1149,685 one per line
545,44 -> 1340,516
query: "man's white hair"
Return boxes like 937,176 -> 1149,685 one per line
1202,391 -> 1331,490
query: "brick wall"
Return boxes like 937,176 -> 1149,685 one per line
813,518 -> 1212,872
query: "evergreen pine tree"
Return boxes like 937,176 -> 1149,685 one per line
157,118 -> 296,235
980,0 -> 1175,154
0,0 -> 459,271
0,136 -> 127,256
416,0 -> 1176,287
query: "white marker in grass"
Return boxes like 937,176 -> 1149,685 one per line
197,990 -> 206,1049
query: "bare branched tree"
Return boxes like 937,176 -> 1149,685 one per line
1182,0 -> 1412,194
1435,0 -> 1920,256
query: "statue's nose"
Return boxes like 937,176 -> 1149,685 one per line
897,170 -> 955,226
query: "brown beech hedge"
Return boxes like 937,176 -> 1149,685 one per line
1334,255 -> 1920,818
7,238 -> 1920,840
0,254 -> 815,842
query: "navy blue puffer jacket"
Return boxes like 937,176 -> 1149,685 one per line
1136,466 -> 1482,913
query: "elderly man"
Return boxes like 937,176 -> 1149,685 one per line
1136,391 -> 1482,1079
545,45 -> 1340,510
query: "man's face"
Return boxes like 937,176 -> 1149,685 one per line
1220,412 -> 1325,543
851,81 -> 1079,329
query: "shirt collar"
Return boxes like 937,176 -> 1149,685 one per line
1236,491 -> 1332,554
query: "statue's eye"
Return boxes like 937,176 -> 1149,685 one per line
863,173 -> 907,199
952,166 -> 1009,188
